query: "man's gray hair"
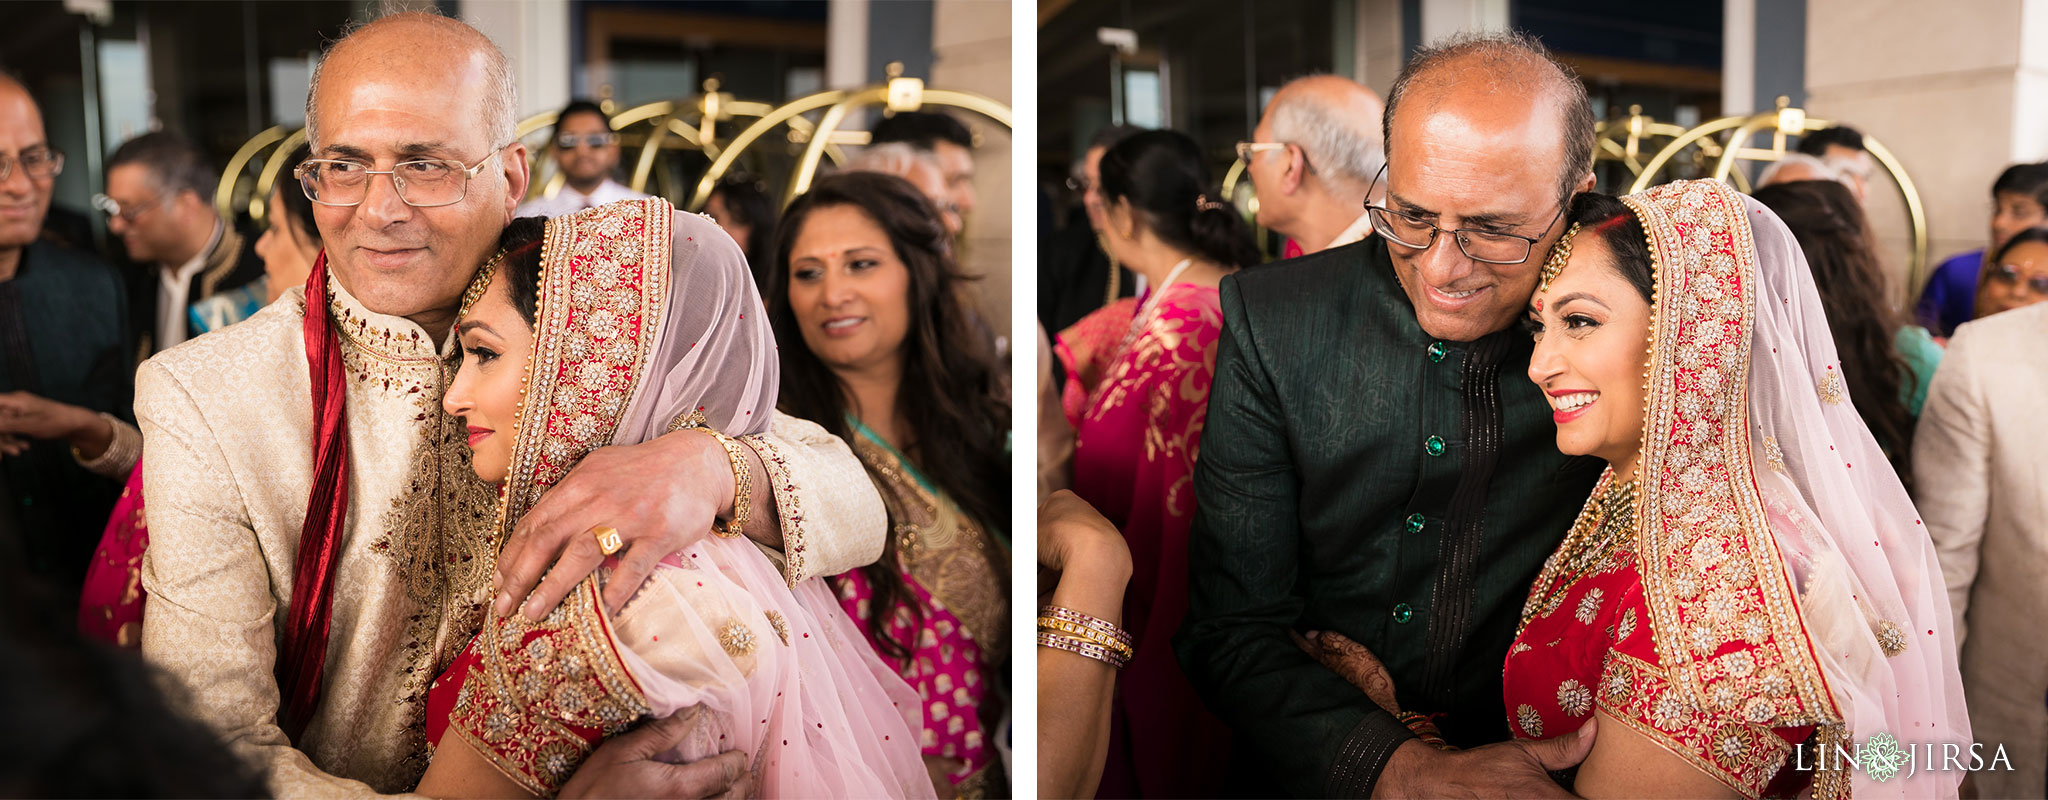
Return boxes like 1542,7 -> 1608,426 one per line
1757,151 -> 1852,189
303,10 -> 518,150
1383,30 -> 1594,204
847,142 -> 940,177
1266,79 -> 1384,192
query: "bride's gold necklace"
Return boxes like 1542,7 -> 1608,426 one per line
1518,473 -> 1640,634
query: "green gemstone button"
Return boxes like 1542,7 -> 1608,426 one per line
1424,435 -> 1445,456
1393,603 -> 1414,623
1427,341 -> 1447,363
1405,513 -> 1425,534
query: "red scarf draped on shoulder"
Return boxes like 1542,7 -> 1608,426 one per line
278,252 -> 351,740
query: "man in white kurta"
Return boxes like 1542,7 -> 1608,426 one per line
137,13 -> 884,797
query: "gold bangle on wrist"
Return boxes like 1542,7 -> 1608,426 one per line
1037,616 -> 1134,660
698,428 -> 751,539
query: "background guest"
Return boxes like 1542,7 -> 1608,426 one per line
1039,123 -> 1141,339
1054,128 -> 1254,798
513,98 -> 649,217
98,131 -> 264,355
1973,226 -> 2048,320
846,142 -> 962,235
1244,74 -> 1386,258
1795,125 -> 1875,200
871,110 -> 978,227
0,75 -> 132,625
251,145 -> 322,305
1752,179 -> 1935,483
1916,161 -> 2048,337
1915,297 -> 2048,800
769,171 -> 1010,796
702,172 -> 777,289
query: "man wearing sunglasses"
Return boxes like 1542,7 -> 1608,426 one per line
133,13 -> 885,799
513,98 -> 649,219
1178,32 -> 1609,797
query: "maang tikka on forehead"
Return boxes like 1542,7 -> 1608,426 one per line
458,249 -> 509,322
1537,221 -> 1582,295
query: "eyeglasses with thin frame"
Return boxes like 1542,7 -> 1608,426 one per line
1235,141 -> 1287,163
1986,262 -> 2048,295
1065,175 -> 1092,194
91,192 -> 168,224
294,144 -> 510,208
1363,164 -> 1566,265
0,147 -> 64,182
555,133 -> 619,150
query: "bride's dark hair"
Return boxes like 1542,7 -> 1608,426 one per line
1561,192 -> 1653,303
488,216 -> 550,325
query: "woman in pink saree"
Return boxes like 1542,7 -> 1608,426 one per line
1055,130 -> 1258,797
416,198 -> 932,798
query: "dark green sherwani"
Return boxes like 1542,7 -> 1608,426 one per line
1175,234 -> 1603,797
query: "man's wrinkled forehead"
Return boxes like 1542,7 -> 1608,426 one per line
0,81 -> 48,148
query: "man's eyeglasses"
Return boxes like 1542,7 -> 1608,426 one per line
1986,262 -> 2048,295
294,145 -> 509,208
1235,141 -> 1288,163
0,147 -> 64,182
1065,175 -> 1092,194
555,133 -> 619,150
91,192 -> 167,224
1363,164 -> 1566,265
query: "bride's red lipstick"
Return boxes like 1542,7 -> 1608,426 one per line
1548,389 -> 1598,424
466,426 -> 493,447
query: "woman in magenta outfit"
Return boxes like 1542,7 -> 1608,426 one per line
769,172 -> 1012,796
1055,129 -> 1258,798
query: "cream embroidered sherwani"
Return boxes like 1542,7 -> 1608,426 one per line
136,278 -> 884,797
1916,300 -> 2048,800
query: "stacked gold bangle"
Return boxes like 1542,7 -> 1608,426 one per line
1036,605 -> 1133,669
698,428 -> 752,539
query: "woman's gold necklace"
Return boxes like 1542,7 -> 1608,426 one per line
1519,474 -> 1640,633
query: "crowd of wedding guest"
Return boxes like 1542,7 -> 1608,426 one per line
4,48 -> 1012,794
1036,63 -> 2048,798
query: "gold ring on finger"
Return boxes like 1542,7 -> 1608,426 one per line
592,525 -> 624,556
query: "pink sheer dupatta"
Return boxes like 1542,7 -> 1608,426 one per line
1621,182 -> 1969,799
434,199 -> 930,798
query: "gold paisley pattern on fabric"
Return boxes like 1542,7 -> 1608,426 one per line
850,435 -> 1008,663
1621,181 -> 1838,731
1075,287 -> 1221,520
448,577 -> 652,796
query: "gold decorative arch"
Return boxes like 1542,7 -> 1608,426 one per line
214,125 -> 304,227
1631,97 -> 1929,289
688,63 -> 1013,211
1593,105 -> 1749,194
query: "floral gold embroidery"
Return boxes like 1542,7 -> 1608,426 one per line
718,619 -> 758,657
765,610 -> 791,645
1818,367 -> 1845,405
1516,704 -> 1544,738
1621,181 -> 1838,732
1874,620 -> 1907,657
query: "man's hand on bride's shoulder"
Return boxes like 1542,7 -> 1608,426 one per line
494,431 -> 735,620
1372,717 -> 1597,800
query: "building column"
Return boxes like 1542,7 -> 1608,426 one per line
1804,0 -> 2047,298
462,0 -> 571,119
